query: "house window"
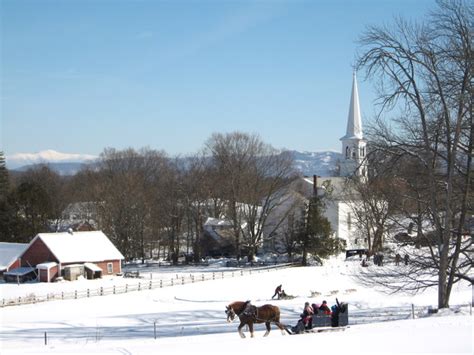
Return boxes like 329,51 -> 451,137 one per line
347,213 -> 352,231
355,238 -> 359,245
107,263 -> 113,274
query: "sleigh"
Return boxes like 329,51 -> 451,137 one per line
289,302 -> 349,334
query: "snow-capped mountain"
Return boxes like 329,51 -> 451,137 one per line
289,150 -> 341,177
6,150 -> 97,170
7,149 -> 341,177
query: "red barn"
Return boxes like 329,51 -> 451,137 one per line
19,231 -> 124,282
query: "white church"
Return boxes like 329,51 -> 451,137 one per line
266,73 -> 369,254
315,72 -> 368,251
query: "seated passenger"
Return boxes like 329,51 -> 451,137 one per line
302,302 -> 314,329
319,300 -> 332,315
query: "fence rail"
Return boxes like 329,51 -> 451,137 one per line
1,262 -> 298,308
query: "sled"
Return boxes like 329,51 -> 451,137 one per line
286,325 -> 349,335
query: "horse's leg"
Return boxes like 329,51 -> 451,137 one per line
238,321 -> 246,338
275,321 -> 287,335
249,322 -> 254,338
263,322 -> 271,337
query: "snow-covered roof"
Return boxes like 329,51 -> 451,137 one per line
0,242 -> 28,270
25,231 -> 124,263
84,262 -> 102,272
37,262 -> 57,270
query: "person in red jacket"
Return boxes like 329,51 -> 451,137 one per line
319,300 -> 332,315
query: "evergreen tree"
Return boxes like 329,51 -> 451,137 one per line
0,151 -> 9,200
299,196 -> 346,265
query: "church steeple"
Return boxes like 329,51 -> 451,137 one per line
343,72 -> 363,140
340,72 -> 367,179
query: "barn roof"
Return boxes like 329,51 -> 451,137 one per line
26,231 -> 124,263
0,242 -> 28,270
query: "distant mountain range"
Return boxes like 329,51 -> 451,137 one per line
6,150 -> 97,170
7,149 -> 342,177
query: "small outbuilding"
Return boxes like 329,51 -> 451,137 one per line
0,242 -> 28,278
37,262 -> 59,283
3,267 -> 36,283
19,230 -> 124,282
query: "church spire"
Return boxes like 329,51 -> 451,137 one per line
340,72 -> 367,179
343,72 -> 363,140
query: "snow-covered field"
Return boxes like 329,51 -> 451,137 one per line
0,257 -> 472,354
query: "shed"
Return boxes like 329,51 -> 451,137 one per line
84,262 -> 102,279
19,231 -> 124,282
4,267 -> 36,283
63,264 -> 85,281
0,242 -> 28,277
37,262 -> 59,283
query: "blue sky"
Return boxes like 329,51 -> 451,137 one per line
1,0 -> 434,158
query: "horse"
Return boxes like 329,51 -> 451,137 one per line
225,301 -> 288,338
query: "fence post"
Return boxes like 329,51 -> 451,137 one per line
154,321 -> 157,339
75,290 -> 77,299
87,289 -> 90,297
411,304 -> 415,319
212,272 -> 215,280
202,274 -> 204,281
113,286 -> 116,294
18,296 -> 21,305
149,281 -> 152,290
171,278 -> 174,286
221,272 -> 224,279
100,287 -> 103,296
160,280 -> 162,288
44,331 -> 47,346
61,292 -> 64,300
125,284 -> 128,293
181,277 -> 184,285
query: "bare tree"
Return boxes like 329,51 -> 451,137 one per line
356,0 -> 473,308
93,147 -> 170,262
204,132 -> 297,260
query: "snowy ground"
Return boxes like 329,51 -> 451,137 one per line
0,256 -> 472,354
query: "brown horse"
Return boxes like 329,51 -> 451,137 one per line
225,301 -> 288,338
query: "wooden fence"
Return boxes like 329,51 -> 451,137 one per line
1,262 -> 297,308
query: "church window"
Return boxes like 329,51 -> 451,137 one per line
345,146 -> 349,159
